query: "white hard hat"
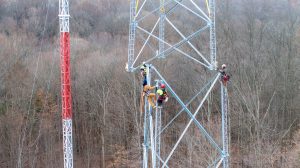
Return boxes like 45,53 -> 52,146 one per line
222,64 -> 226,69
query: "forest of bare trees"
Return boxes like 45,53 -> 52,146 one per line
0,0 -> 299,167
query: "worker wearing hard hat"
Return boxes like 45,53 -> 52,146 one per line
219,64 -> 230,86
157,84 -> 168,107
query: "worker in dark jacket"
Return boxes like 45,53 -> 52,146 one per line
157,84 -> 168,107
219,64 -> 230,86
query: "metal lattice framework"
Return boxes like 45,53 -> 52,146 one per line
127,0 -> 229,167
59,0 -> 73,168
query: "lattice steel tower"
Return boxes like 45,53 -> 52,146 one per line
127,0 -> 229,167
59,0 -> 73,167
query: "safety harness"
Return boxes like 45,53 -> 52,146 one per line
157,89 -> 168,100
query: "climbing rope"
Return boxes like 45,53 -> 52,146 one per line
135,0 -> 139,13
205,0 -> 210,16
160,0 -> 165,13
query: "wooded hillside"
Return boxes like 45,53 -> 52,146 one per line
0,0 -> 299,167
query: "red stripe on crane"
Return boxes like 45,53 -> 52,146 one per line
60,32 -> 72,119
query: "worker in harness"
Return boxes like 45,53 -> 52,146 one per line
219,64 -> 230,86
143,81 -> 157,109
157,84 -> 168,107
140,63 -> 147,78
140,63 -> 148,87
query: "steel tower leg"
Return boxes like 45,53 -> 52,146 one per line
143,97 -> 149,168
209,0 -> 217,70
149,109 -> 156,168
59,0 -> 73,168
154,80 -> 162,167
143,66 -> 150,168
143,65 -> 156,168
155,107 -> 162,167
159,0 -> 166,59
221,84 -> 229,168
147,66 -> 156,168
128,0 -> 137,71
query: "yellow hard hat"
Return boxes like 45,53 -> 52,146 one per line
157,89 -> 163,95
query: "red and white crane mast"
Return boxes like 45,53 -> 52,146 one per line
59,0 -> 73,167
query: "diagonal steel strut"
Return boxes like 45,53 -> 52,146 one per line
131,24 -> 210,72
155,73 -> 219,139
165,17 -> 211,66
152,66 -> 222,154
